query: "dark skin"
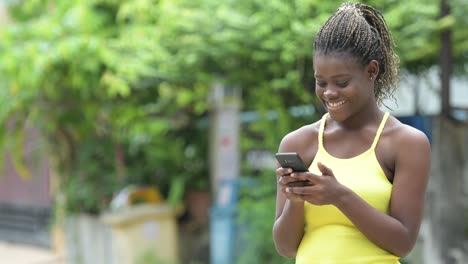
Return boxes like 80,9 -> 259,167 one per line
272,53 -> 431,258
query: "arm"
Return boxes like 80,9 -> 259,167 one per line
338,128 -> 430,256
272,130 -> 316,257
272,190 -> 305,258
289,127 -> 431,257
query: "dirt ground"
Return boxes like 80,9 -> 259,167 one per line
0,241 -> 64,264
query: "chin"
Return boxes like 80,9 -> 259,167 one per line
327,108 -> 350,122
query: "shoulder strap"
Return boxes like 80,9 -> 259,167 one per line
318,113 -> 329,149
370,112 -> 390,151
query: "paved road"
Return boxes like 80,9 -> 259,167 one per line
0,241 -> 64,264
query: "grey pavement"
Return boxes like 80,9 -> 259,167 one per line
0,241 -> 64,264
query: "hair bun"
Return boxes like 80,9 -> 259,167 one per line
337,2 -> 363,17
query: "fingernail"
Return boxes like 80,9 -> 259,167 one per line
286,188 -> 290,193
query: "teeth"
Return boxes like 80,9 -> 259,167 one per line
328,100 -> 346,108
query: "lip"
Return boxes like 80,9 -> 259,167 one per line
326,100 -> 347,109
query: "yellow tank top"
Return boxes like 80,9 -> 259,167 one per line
295,112 -> 400,264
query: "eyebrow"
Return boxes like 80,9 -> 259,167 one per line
314,73 -> 352,79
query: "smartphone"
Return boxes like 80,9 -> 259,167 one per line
275,152 -> 309,172
275,152 -> 312,186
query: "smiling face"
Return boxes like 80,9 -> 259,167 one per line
314,53 -> 379,122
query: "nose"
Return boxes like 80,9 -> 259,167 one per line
323,86 -> 339,99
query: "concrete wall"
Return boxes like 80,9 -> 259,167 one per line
0,126 -> 51,207
60,215 -> 116,264
383,69 -> 468,117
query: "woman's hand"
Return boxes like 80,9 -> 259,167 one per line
285,162 -> 348,206
276,167 -> 309,203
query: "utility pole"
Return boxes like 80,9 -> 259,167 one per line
209,82 -> 241,264
209,82 -> 241,195
440,0 -> 452,117
0,2 -> 10,26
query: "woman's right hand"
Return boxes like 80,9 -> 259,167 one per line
276,167 -> 306,203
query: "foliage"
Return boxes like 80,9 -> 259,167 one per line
381,0 -> 468,74
0,0 -> 214,214
236,172 -> 294,264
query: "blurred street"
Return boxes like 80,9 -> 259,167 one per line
0,241 -> 63,264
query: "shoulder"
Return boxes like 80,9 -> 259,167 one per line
386,116 -> 430,149
278,118 -> 322,154
385,115 -> 431,164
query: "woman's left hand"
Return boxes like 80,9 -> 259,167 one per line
286,162 -> 348,206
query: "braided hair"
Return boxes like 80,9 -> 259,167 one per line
314,2 -> 399,105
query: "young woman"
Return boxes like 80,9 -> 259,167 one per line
273,3 -> 431,263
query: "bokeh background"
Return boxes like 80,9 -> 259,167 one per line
0,0 -> 467,263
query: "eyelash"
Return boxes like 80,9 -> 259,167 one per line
316,81 -> 349,88
317,82 -> 326,88
336,81 -> 349,88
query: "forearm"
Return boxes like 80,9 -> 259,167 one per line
336,189 -> 413,257
273,201 -> 306,258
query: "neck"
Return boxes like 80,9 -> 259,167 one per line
334,103 -> 384,131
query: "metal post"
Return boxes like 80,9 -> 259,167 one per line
209,82 -> 241,264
